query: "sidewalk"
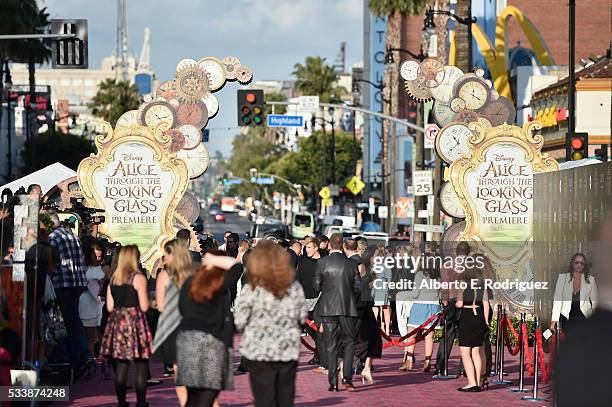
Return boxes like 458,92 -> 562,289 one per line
60,339 -> 553,406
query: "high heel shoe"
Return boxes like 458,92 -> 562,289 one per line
423,357 -> 432,373
480,376 -> 489,390
361,368 -> 374,384
399,352 -> 414,371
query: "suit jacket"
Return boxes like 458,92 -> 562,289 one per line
551,273 -> 597,322
314,251 -> 360,317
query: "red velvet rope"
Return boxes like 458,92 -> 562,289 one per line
301,336 -> 317,352
535,328 -> 551,382
381,311 -> 443,349
305,319 -> 318,331
503,315 -> 521,356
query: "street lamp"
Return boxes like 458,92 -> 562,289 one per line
384,47 -> 427,65
424,8 -> 477,70
2,62 -> 13,181
305,116 -> 335,187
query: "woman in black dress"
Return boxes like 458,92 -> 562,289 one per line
456,257 -> 490,392
354,245 -> 383,384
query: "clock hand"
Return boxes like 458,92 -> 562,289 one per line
471,90 -> 481,101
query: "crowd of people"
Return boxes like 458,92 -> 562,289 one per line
0,185 -> 607,406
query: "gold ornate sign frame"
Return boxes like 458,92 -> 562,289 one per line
448,121 -> 559,261
77,122 -> 189,270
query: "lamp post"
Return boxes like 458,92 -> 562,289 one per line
424,8 -> 477,72
1,62 -> 13,181
305,116 -> 335,187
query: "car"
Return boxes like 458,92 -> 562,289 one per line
248,222 -> 291,244
214,213 -> 226,223
208,204 -> 221,216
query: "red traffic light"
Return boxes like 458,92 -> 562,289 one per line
571,137 -> 583,149
246,93 -> 257,103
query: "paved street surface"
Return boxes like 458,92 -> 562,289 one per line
202,212 -> 251,243
61,340 -> 553,406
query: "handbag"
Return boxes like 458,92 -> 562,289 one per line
38,277 -> 68,345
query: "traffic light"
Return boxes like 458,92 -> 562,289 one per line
51,19 -> 88,69
249,168 -> 257,183
594,144 -> 609,162
566,132 -> 588,161
237,89 -> 264,127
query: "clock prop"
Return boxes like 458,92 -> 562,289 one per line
78,55 -> 254,270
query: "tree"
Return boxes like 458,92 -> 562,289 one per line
21,131 -> 95,173
266,131 -> 361,194
0,0 -> 52,172
89,79 -> 141,126
292,56 -> 345,103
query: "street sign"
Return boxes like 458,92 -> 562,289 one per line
298,96 -> 319,112
329,184 -> 340,197
413,170 -> 433,196
424,124 -> 439,149
412,224 -> 445,233
378,206 -> 388,219
223,178 -> 242,185
319,187 -> 331,199
346,176 -> 365,195
418,209 -> 429,218
257,177 -> 275,185
368,197 -> 375,215
267,115 -> 304,127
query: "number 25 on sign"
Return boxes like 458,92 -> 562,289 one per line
413,170 -> 433,196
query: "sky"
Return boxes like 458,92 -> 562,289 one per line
41,0 -> 364,157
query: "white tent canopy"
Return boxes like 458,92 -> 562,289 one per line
0,163 -> 76,195
558,158 -> 602,170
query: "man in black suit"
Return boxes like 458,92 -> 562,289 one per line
314,233 -> 361,392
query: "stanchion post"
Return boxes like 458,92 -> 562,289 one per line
492,304 -> 501,376
432,307 -> 457,380
510,312 -> 529,393
493,307 -> 513,385
522,317 -> 547,402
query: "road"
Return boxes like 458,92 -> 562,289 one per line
201,211 -> 252,243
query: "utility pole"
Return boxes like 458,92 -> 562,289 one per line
330,114 -> 336,184
389,122 -> 398,234
413,103 -> 425,243
568,0 -> 576,135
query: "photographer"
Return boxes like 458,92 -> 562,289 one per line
48,211 -> 91,376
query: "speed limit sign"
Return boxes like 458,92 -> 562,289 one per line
413,170 -> 433,196
424,124 -> 439,149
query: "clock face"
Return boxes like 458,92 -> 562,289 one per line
433,102 -> 455,128
198,58 -> 226,91
483,97 -> 516,126
436,123 -> 472,164
140,101 -> 176,128
440,221 -> 467,257
116,110 -> 138,128
450,97 -> 466,113
456,79 -> 489,110
400,60 -> 419,81
430,66 -> 464,103
417,58 -> 445,87
156,80 -> 176,101
201,93 -> 219,118
178,124 -> 202,150
439,181 -> 466,218
177,102 -> 208,129
177,143 -> 209,179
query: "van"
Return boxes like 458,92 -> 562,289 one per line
292,213 -> 315,239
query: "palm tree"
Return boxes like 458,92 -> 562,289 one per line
292,56 -> 344,103
453,0 -> 471,73
89,79 -> 141,126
